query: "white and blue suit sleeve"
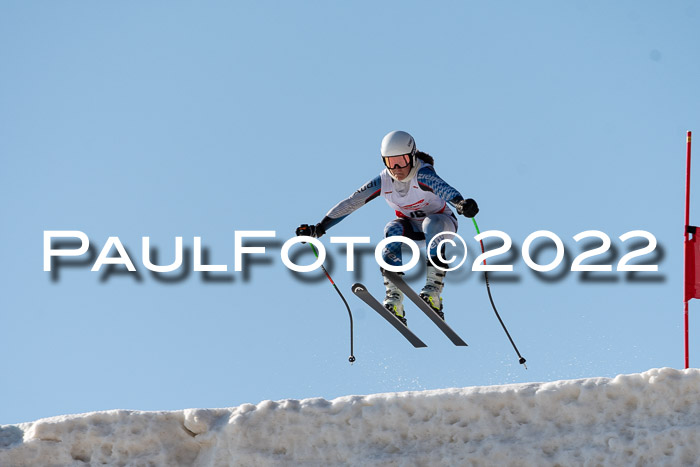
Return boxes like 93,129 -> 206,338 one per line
317,175 -> 382,232
415,165 -> 464,207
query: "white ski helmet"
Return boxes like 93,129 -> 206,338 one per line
380,130 -> 420,181
381,130 -> 417,159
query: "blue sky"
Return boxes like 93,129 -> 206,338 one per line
1,1 -> 699,425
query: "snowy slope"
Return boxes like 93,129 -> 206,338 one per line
1,368 -> 699,466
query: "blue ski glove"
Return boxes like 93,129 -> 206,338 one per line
456,198 -> 479,218
295,223 -> 326,238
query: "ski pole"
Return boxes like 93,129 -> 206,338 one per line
308,243 -> 356,363
472,218 -> 527,368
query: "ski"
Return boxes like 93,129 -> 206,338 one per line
384,271 -> 468,347
351,283 -> 427,348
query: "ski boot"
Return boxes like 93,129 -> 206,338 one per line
382,271 -> 407,325
420,262 -> 445,320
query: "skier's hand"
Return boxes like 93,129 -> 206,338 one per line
456,198 -> 479,218
295,223 -> 326,238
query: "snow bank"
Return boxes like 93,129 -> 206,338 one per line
2,368 -> 699,466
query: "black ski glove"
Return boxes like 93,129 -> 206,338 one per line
456,198 -> 479,218
295,223 -> 326,238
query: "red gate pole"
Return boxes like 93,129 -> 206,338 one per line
685,131 -> 692,369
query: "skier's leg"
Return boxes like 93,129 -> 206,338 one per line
420,213 -> 459,317
381,218 -> 423,324
423,213 -> 458,262
381,219 -> 407,268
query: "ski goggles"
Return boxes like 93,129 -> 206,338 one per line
383,154 -> 412,169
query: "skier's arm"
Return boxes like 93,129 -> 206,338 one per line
417,165 -> 479,217
416,165 -> 464,206
318,175 -> 382,232
296,175 -> 382,238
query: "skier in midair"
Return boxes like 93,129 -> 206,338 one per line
296,130 -> 479,325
